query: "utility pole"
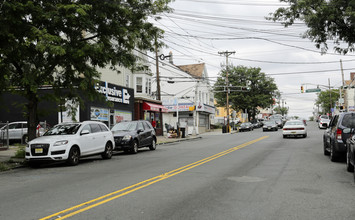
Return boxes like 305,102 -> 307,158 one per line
155,35 -> 161,100
329,78 -> 332,115
218,51 -> 235,133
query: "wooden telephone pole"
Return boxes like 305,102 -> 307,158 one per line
218,51 -> 235,133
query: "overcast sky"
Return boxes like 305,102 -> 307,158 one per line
149,0 -> 355,119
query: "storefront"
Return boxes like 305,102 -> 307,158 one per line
134,97 -> 168,136
83,81 -> 134,128
0,81 -> 134,128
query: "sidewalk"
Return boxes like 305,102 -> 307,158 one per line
0,129 -> 236,163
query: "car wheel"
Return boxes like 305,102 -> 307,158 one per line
101,142 -> 113,159
303,134 -> 307,138
330,144 -> 338,162
323,141 -> 330,156
149,138 -> 156,151
346,147 -> 354,172
131,140 -> 138,154
67,147 -> 80,166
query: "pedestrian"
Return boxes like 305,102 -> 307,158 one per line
151,119 -> 156,131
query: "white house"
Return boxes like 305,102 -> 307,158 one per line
152,52 -> 215,135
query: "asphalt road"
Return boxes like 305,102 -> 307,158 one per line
0,122 -> 354,220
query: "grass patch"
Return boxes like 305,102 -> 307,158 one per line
0,162 -> 10,172
13,146 -> 25,159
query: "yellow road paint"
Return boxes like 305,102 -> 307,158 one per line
40,136 -> 268,220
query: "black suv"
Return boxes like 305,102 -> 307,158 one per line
111,120 -> 156,154
324,112 -> 355,162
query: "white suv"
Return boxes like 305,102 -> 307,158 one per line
25,121 -> 114,166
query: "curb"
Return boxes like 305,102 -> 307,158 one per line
157,136 -> 202,145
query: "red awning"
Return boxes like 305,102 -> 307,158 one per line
143,102 -> 168,113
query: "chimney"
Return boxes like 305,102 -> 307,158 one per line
169,51 -> 173,64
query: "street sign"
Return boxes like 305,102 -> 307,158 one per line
305,88 -> 321,93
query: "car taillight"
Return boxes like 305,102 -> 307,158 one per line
336,129 -> 342,140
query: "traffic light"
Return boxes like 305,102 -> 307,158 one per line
301,86 -> 304,93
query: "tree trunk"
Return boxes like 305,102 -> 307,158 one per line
27,92 -> 39,142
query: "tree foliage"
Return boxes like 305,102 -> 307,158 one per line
273,106 -> 288,116
269,0 -> 355,54
315,89 -> 340,114
0,0 -> 172,140
214,65 -> 278,121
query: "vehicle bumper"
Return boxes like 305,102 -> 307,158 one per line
334,140 -> 347,153
25,145 -> 69,161
283,130 -> 306,136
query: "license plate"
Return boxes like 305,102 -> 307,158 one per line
291,132 -> 296,134
35,148 -> 43,154
268,127 -> 271,129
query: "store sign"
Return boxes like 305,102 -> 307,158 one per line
95,81 -> 131,104
196,102 -> 216,114
165,103 -> 194,112
90,107 -> 109,121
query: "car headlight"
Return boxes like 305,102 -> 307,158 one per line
54,140 -> 69,146
122,135 -> 132,141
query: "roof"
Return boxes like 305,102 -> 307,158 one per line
177,63 -> 205,79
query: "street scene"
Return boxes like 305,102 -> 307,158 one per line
1,0 -> 355,219
1,123 -> 355,220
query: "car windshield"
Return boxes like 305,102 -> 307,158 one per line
44,124 -> 81,136
285,121 -> 303,126
111,122 -> 137,131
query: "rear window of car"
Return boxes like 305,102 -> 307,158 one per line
90,124 -> 102,133
99,124 -> 109,132
341,114 -> 355,128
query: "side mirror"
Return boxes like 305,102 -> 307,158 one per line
137,129 -> 144,134
81,130 -> 90,135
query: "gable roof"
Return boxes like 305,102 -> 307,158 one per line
177,63 -> 205,79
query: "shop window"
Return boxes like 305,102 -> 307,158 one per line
199,115 -> 206,127
136,77 -> 143,93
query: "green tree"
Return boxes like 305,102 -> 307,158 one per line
269,0 -> 355,54
273,106 -> 288,116
0,0 -> 172,141
315,89 -> 339,114
214,65 -> 278,121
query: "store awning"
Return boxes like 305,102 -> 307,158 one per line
143,102 -> 168,113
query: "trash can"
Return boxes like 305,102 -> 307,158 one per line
222,125 -> 226,133
181,128 -> 186,138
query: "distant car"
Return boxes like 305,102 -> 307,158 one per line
318,115 -> 330,129
111,120 -> 157,154
239,122 -> 253,132
282,120 -> 307,138
25,121 -> 114,166
262,120 -> 278,131
324,112 -> 355,162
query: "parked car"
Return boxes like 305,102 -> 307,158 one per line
0,121 -> 50,144
324,112 -> 355,162
25,121 -> 114,166
239,122 -> 253,132
323,126 -> 332,156
262,120 -> 278,131
111,120 -> 157,154
318,115 -> 330,129
282,120 -> 307,138
344,128 -> 355,178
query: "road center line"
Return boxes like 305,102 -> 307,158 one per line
40,136 -> 268,220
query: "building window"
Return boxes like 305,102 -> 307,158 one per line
199,91 -> 202,102
136,77 -> 142,93
146,78 -> 151,94
125,74 -> 130,87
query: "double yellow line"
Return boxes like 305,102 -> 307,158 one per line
41,136 -> 268,220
